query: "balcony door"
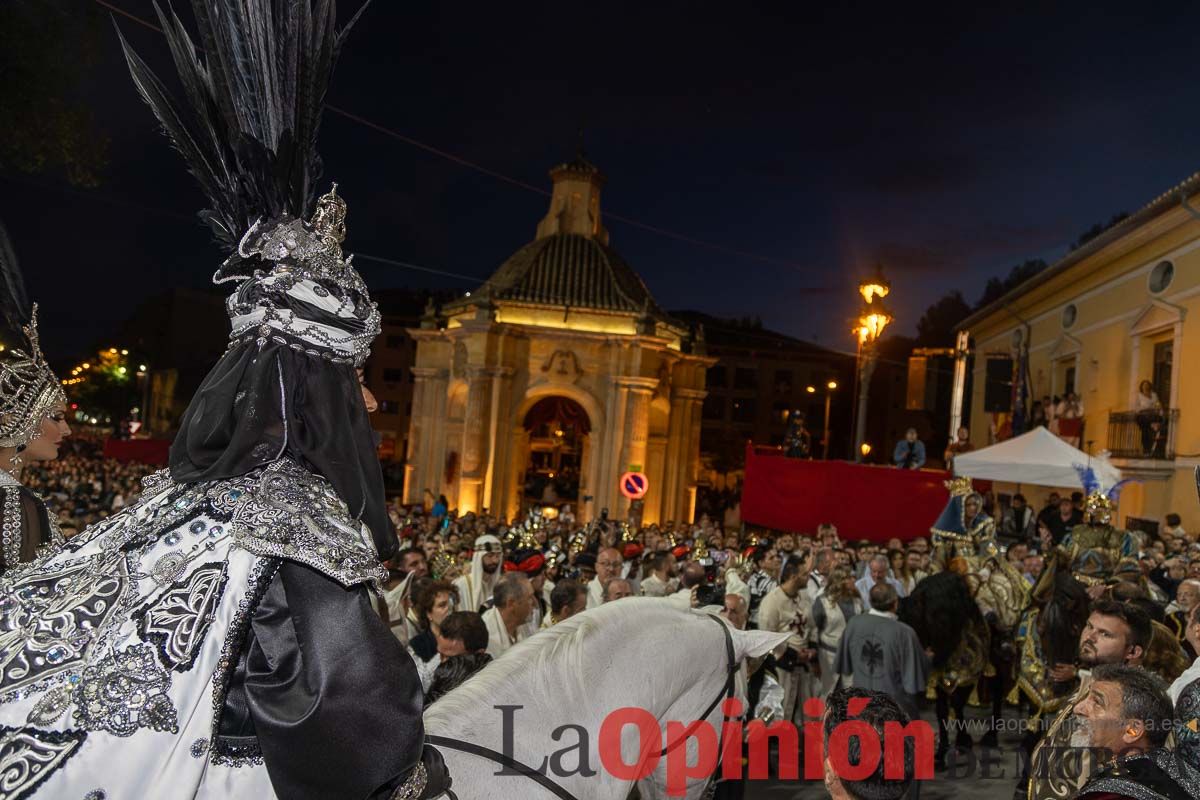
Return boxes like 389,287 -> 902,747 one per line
1152,339 -> 1172,407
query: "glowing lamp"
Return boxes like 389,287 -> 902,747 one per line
806,385 -> 816,394
827,380 -> 838,390
861,443 -> 872,456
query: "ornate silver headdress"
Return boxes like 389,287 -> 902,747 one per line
223,185 -> 381,366
117,2 -> 377,365
0,305 -> 65,449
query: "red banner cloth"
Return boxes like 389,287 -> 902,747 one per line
741,444 -> 950,542
102,438 -> 171,465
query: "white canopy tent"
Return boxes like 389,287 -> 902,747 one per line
952,426 -> 1122,489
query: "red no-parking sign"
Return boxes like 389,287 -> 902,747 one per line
619,471 -> 649,500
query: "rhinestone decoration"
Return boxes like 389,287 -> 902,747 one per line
84,791 -> 106,800
389,761 -> 428,800
72,644 -> 179,737
189,738 -> 208,759
189,521 -> 207,535
0,551 -> 131,700
26,683 -> 73,726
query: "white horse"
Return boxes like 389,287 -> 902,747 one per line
424,599 -> 787,800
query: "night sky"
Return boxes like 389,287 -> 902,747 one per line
5,0 -> 1200,363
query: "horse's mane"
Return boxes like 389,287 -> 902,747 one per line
900,571 -> 979,667
425,599 -> 703,729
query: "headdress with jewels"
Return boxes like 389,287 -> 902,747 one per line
118,3 -> 377,366
930,476 -> 995,545
118,1 -> 395,558
1073,457 -> 1132,526
0,220 -> 65,449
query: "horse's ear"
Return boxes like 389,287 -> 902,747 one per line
733,628 -> 790,660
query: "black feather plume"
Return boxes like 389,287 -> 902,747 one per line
0,220 -> 33,353
116,0 -> 369,254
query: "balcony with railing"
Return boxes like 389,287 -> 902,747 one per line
1107,409 -> 1179,461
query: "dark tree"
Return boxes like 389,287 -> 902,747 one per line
975,259 -> 1048,308
915,291 -> 971,347
1070,212 -> 1130,250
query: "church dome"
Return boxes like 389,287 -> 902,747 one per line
478,233 -> 663,314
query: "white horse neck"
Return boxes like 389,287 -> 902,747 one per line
424,600 -> 734,800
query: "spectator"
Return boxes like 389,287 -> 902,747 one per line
835,583 -> 929,720
588,547 -> 623,609
435,611 -> 489,660
1002,493 -> 1036,541
425,652 -> 493,705
893,428 -> 925,469
482,575 -> 534,658
855,554 -> 906,604
602,578 -> 633,602
639,552 -> 677,598
823,688 -> 917,800
943,425 -> 973,470
758,555 -> 816,723
546,578 -> 587,627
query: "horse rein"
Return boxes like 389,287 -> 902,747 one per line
425,612 -> 738,800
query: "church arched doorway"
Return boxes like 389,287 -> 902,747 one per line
522,396 -> 590,510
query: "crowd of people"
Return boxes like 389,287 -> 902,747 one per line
21,432 -> 156,536
378,480 -> 1200,799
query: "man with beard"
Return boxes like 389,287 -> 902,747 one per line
1026,601 -> 1152,800
639,551 -> 678,597
1072,664 -> 1200,799
453,533 -> 503,612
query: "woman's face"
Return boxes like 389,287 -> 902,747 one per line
356,369 -> 378,413
24,405 -> 71,463
965,497 -> 980,518
1140,381 -> 1152,395
430,591 -> 453,629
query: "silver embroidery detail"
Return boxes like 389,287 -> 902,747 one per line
189,738 -> 208,759
0,551 -> 131,701
0,725 -> 86,799
134,563 -> 228,672
72,644 -> 178,737
230,460 -> 386,588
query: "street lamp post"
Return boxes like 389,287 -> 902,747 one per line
852,266 -> 893,462
807,380 -> 839,459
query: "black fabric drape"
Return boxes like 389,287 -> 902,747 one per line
240,562 -> 441,799
169,340 -> 396,559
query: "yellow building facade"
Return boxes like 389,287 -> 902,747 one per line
958,172 -> 1200,531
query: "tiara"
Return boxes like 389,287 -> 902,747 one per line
0,305 -> 66,448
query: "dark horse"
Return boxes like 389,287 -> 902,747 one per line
901,570 -> 988,767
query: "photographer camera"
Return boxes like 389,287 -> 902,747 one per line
759,551 -> 817,723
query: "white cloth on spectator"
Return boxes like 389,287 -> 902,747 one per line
483,606 -> 524,658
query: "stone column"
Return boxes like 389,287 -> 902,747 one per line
458,366 -> 493,515
405,367 -> 445,505
483,367 -> 515,516
614,377 -> 658,517
665,388 -> 706,524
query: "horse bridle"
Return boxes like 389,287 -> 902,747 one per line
425,612 -> 739,800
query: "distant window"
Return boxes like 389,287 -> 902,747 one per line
773,370 -> 793,393
377,400 -> 399,414
734,368 -> 757,390
702,395 -> 725,420
700,428 -> 722,454
707,365 -> 727,387
385,335 -> 409,349
382,368 -> 406,383
1149,260 -> 1174,294
1061,304 -> 1077,330
731,398 -> 756,423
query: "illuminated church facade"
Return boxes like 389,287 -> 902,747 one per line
403,155 -> 712,524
